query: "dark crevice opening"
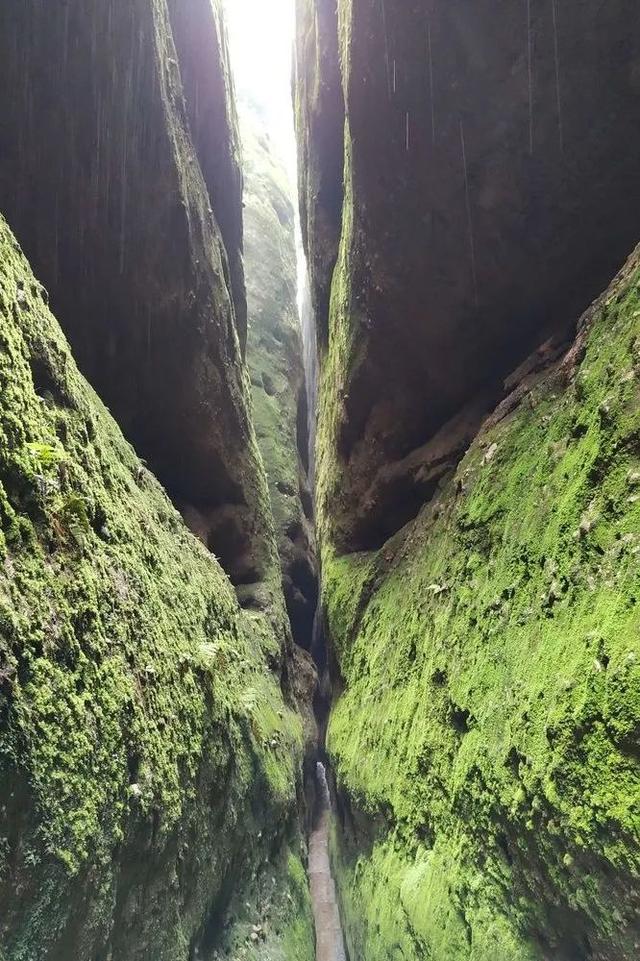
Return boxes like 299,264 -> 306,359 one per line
341,323 -> 575,554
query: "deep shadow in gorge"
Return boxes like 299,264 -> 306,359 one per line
0,0 -> 278,592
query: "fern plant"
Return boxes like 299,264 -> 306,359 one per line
26,441 -> 64,469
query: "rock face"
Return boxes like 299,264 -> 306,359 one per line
242,108 -> 318,650
166,0 -> 247,353
296,0 -> 640,554
324,241 -> 640,961
295,1 -> 640,958
0,1 -> 319,956
0,217 -> 314,961
294,0 -> 345,347
0,0 -> 269,588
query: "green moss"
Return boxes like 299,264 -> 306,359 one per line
243,110 -> 305,536
322,253 -> 640,958
280,852 -> 316,960
241,108 -> 317,646
213,844 -> 315,961
0,216 -> 310,960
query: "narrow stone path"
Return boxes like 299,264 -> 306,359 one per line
309,763 -> 348,961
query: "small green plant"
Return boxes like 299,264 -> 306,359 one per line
58,493 -> 91,549
26,441 -> 64,470
240,686 -> 259,716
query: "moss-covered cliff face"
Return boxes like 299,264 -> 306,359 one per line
0,216 -> 314,961
295,0 -> 640,958
296,0 -> 640,554
0,0 -> 267,587
323,250 -> 640,960
241,110 -> 318,650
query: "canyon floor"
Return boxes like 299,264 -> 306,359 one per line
309,765 -> 347,961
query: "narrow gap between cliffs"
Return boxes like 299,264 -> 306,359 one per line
224,3 -> 347,959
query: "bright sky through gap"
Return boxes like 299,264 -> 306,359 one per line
224,0 -> 297,184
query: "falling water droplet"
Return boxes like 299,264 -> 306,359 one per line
381,0 -> 391,99
427,21 -> 435,145
53,189 -> 60,288
62,1 -> 70,71
526,0 -> 534,154
551,0 -> 564,153
460,120 -> 478,308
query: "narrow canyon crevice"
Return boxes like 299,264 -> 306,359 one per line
1,1 -> 640,961
240,99 -> 319,639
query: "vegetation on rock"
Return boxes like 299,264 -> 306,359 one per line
297,0 -> 640,554
0,217 -> 313,961
242,107 -> 318,650
295,3 -> 640,956
323,249 -> 640,959
0,0 -> 272,586
2,0 -> 639,958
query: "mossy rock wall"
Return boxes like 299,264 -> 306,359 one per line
0,0 -> 270,587
322,250 -> 640,959
295,5 -> 640,954
242,109 -> 318,651
0,216 -> 313,961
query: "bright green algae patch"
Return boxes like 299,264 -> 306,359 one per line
323,251 -> 640,959
0,216 -> 312,960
